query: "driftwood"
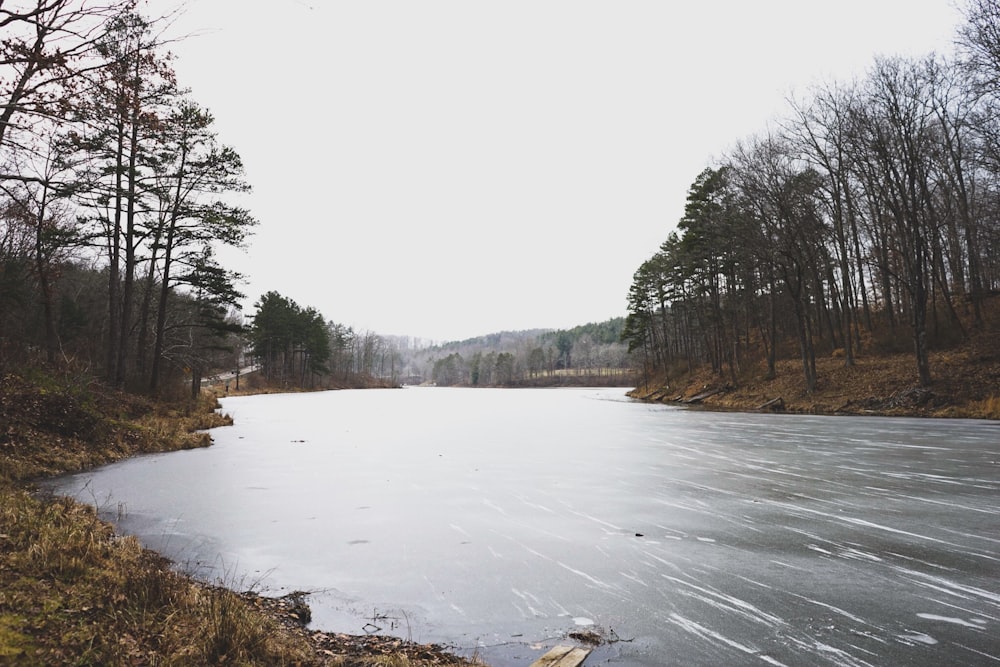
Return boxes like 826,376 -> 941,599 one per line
757,397 -> 785,412
647,388 -> 672,402
530,645 -> 592,667
683,387 -> 725,404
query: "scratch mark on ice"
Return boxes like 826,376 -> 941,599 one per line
953,643 -> 1000,663
667,613 -> 787,666
917,613 -> 987,628
896,632 -> 938,646
662,575 -> 785,627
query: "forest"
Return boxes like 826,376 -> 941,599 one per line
242,311 -> 636,390
624,0 -> 1000,396
0,0 -> 256,395
5,0 -> 1000,402
245,290 -> 406,389
0,1 -> 410,395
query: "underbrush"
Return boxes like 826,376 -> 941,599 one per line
0,371 -> 230,484
632,328 -> 1000,419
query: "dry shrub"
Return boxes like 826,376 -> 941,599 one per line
14,495 -> 111,582
190,584 -> 312,666
246,371 -> 268,391
204,585 -> 269,661
972,395 -> 1000,420
117,546 -> 185,622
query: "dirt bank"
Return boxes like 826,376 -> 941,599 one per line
629,332 -> 1000,419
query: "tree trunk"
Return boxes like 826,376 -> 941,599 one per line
149,137 -> 190,393
106,118 -> 126,383
115,78 -> 142,389
911,237 -> 933,387
33,185 -> 58,364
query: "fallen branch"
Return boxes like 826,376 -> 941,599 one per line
756,397 -> 785,412
684,387 -> 725,404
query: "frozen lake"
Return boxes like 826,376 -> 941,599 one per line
47,387 -> 1000,666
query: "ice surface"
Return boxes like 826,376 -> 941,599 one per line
45,387 -> 1000,666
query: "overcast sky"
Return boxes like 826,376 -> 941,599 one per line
144,0 -> 963,342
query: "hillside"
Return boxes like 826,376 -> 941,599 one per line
403,318 -> 632,386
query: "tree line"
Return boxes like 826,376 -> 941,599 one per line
404,319 -> 635,387
1,1 -> 254,396
247,290 -> 402,389
624,0 -> 1000,392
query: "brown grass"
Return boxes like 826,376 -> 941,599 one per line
0,487 -> 317,665
972,395 -> 1000,420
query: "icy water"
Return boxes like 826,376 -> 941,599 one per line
46,387 -> 1000,666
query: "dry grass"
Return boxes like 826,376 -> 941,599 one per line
0,487 -> 318,665
972,395 -> 1000,420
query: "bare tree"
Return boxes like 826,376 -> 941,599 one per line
0,0 -> 133,154
788,82 -> 864,365
850,57 -> 938,386
729,134 -> 828,393
958,0 -> 1000,88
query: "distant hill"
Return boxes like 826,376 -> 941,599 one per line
397,318 -> 635,386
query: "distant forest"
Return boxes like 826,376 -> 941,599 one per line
402,318 -> 635,387
625,0 -> 1000,392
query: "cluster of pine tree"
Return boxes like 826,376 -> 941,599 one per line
246,291 -> 402,389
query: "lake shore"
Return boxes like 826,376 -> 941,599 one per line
33,381 -> 1000,666
0,372 -> 481,665
3,336 -> 997,663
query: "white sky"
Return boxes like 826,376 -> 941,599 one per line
143,0 -> 963,342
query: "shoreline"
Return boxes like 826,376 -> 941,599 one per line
625,342 -> 1000,421
0,372 -> 482,665
3,344 -> 996,662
